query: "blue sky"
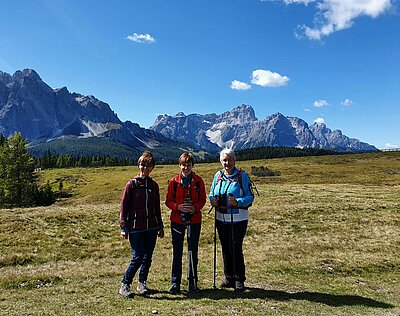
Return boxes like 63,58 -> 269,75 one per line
1,0 -> 399,149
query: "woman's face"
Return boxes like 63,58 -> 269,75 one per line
179,162 -> 193,177
221,154 -> 235,174
138,161 -> 153,177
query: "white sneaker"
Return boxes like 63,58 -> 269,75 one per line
137,281 -> 148,295
119,283 -> 132,297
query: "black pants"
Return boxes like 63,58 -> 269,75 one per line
216,220 -> 248,283
171,221 -> 201,286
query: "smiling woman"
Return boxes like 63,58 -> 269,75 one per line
118,151 -> 164,298
209,148 -> 255,292
165,152 -> 207,294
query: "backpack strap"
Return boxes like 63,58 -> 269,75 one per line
130,178 -> 138,204
172,179 -> 179,202
194,180 -> 201,200
130,178 -> 137,191
237,169 -> 244,193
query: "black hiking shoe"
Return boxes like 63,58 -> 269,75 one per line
169,283 -> 181,295
188,283 -> 200,294
234,281 -> 245,292
220,279 -> 235,288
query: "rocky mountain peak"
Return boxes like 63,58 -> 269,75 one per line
266,112 -> 288,123
0,71 -> 13,84
13,68 -> 42,82
175,112 -> 186,117
311,122 -> 329,133
219,104 -> 257,124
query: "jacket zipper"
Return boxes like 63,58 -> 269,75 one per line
133,181 -> 137,228
145,177 -> 149,230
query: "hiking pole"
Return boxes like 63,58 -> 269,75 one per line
208,197 -> 218,289
213,205 -> 217,289
228,193 -> 236,292
187,217 -> 196,292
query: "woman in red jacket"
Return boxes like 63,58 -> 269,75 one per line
165,152 -> 206,294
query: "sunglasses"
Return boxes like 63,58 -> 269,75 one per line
139,162 -> 152,168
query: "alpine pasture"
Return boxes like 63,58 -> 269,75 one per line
1,152 -> 399,316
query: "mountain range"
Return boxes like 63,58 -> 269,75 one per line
150,105 -> 377,152
0,69 -> 377,158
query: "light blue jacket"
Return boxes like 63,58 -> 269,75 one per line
209,167 -> 254,223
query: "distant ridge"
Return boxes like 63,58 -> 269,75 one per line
150,104 -> 378,152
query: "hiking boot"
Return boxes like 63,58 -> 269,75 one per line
188,283 -> 200,294
137,281 -> 148,295
119,283 -> 132,297
220,279 -> 235,288
235,281 -> 245,292
169,283 -> 181,295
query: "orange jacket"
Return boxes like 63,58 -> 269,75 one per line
165,172 -> 206,224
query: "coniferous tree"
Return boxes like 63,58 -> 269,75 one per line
34,180 -> 56,206
0,135 -> 7,205
0,132 -> 35,207
0,134 -> 6,146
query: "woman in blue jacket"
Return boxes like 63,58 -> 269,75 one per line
209,148 -> 254,292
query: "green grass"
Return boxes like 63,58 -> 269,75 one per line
1,152 -> 399,315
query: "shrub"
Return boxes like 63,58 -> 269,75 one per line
251,165 -> 281,177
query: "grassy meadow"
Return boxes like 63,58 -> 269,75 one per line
0,151 -> 399,315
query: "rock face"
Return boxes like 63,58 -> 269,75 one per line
151,104 -> 378,152
0,69 -> 119,139
0,69 -> 186,153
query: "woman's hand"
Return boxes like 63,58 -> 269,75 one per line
188,205 -> 196,214
120,229 -> 128,239
178,201 -> 194,213
211,197 -> 219,207
228,195 -> 238,207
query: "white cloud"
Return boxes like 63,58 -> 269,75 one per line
251,69 -> 289,87
272,0 -> 393,40
314,117 -> 325,124
341,98 -> 353,106
313,99 -> 329,107
231,80 -> 251,90
384,143 -> 399,149
127,33 -> 156,44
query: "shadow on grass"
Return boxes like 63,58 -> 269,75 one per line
147,287 -> 395,309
